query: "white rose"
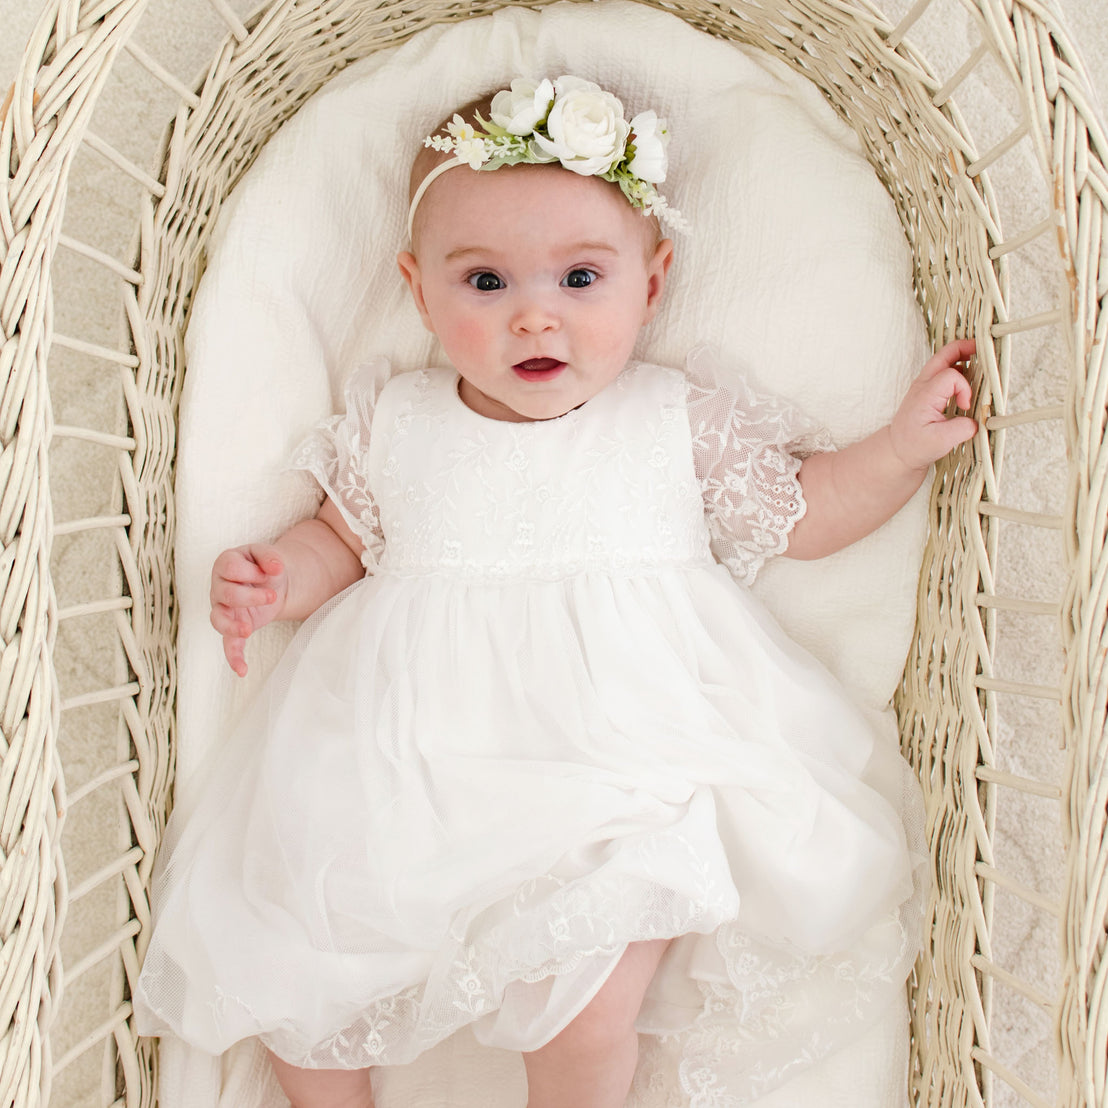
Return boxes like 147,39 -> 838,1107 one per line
490,77 -> 554,135
626,110 -> 669,183
533,76 -> 630,176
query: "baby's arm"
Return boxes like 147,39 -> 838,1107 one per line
785,339 -> 977,561
210,496 -> 365,676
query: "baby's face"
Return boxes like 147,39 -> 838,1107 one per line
398,164 -> 672,422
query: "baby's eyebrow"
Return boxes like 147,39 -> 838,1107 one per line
563,241 -> 620,255
443,246 -> 490,262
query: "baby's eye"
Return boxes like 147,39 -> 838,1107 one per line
561,268 -> 597,289
468,272 -> 504,292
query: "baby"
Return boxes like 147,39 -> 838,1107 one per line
136,77 -> 975,1108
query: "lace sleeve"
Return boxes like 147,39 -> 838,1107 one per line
686,348 -> 833,585
287,358 -> 390,569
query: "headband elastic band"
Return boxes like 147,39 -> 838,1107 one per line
407,156 -> 465,241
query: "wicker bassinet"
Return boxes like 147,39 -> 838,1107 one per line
1,0 -> 1105,1105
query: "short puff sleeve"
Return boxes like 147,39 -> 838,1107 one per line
287,358 -> 390,570
686,348 -> 833,585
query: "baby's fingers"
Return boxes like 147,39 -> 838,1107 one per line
247,550 -> 285,578
213,545 -> 284,586
210,602 -> 253,640
929,363 -> 975,412
222,634 -> 249,678
211,578 -> 278,612
921,338 -> 976,380
929,413 -> 978,455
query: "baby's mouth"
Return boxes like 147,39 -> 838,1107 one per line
512,358 -> 566,381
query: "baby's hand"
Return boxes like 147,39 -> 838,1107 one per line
890,339 -> 978,471
210,545 -> 290,677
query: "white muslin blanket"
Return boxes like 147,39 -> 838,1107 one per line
168,2 -> 928,1104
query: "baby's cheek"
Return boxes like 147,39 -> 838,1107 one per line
592,314 -> 642,361
443,317 -> 493,360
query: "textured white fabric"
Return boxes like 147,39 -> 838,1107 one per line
168,1 -> 931,1104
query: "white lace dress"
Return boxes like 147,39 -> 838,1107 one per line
134,357 -> 924,1105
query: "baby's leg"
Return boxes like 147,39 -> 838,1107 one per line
523,938 -> 671,1108
266,1051 -> 375,1108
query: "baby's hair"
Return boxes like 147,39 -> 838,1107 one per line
407,90 -> 664,251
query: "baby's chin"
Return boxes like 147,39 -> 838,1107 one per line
478,395 -> 579,423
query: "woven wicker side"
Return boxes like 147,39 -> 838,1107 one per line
1,5 -> 155,1106
906,5 -> 1108,1106
1058,123 -> 1108,1108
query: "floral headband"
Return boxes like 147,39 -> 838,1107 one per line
407,75 -> 687,239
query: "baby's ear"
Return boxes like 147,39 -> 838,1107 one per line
397,251 -> 434,332
643,238 -> 674,323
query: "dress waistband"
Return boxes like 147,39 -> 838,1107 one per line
374,555 -> 718,583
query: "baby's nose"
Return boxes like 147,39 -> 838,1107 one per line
510,296 -> 559,334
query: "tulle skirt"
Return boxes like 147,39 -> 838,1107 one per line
135,563 -> 923,1103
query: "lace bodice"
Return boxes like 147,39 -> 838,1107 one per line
291,355 -> 826,584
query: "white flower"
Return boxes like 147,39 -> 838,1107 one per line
455,139 -> 489,168
445,114 -> 489,168
533,76 -> 630,176
445,114 -> 475,140
490,77 -> 554,135
626,110 -> 669,184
